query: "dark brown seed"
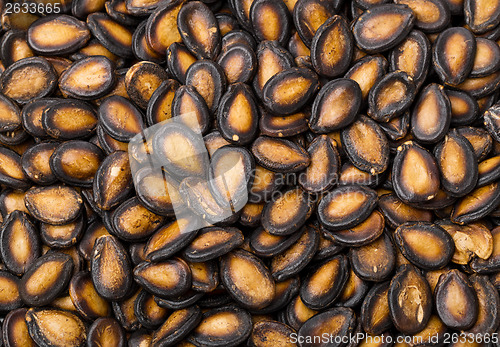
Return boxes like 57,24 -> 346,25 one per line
96,126 -> 129,154
221,30 -> 257,52
220,249 -> 275,309
0,57 -> 57,104
262,67 -> 319,115
77,221 -> 110,262
0,189 -> 29,218
250,226 -> 303,257
25,185 -> 83,225
451,182 -> 500,224
145,1 -> 184,54
339,162 -> 381,187
42,99 -> 97,140
310,78 -> 362,133
479,153 -> 500,187
446,89 -> 479,126
361,281 -> 392,335
0,270 -> 22,311
432,27 -> 476,85
188,306 -> 252,347
299,135 -> 340,193
455,70 -> 500,98
349,233 -> 396,282
152,306 -> 202,346
261,188 -> 312,236
394,222 -> 454,270
87,12 -> 133,58
288,32 -> 311,58
147,79 -> 181,127
112,289 -> 141,331
99,96 -> 145,142
40,214 -> 85,249
152,122 -> 209,179
132,20 -> 165,64
330,210 -> 385,246
217,83 -> 259,145
411,83 -> 451,144
293,0 -> 335,47
456,126 -> 493,160
183,227 -> 244,262
216,13 -> 239,36
20,142 -> 57,186
87,317 -> 126,347
4,308 -> 37,347
484,102 -> 500,142
435,269 -> 478,329
470,226 -> 500,273
28,15 -> 90,55
0,211 -> 40,276
434,130 -> 478,196
342,115 -> 390,175
188,260 -> 219,292
49,141 -> 104,188
19,252 -> 73,306
352,4 -> 415,53
250,0 -> 290,45
392,141 -> 440,203
253,40 -> 294,99
0,30 -> 34,68
143,217 -> 199,262
379,111 -> 410,141
311,15 -> 353,78
271,225 -> 319,281
467,274 -> 500,333
248,165 -> 284,203
20,98 -> 56,138
248,320 -> 297,347
166,42 -> 197,85
93,151 -> 133,211
300,254 -> 349,309
251,136 -> 310,173
134,257 -> 191,298
259,108 -> 309,138
470,38 -> 500,77
345,55 -> 388,102
285,295 -> 319,330
69,271 -> 111,320
388,264 -> 432,334
464,0 -> 500,34
394,0 -> 450,33
106,0 -> 141,26
298,307 -> 356,345
318,185 -> 378,231
111,196 -> 166,241
134,290 -> 169,329
368,71 -> 416,123
337,267 -> 369,307
0,93 -> 21,132
91,235 -> 132,301
177,1 -> 221,60
0,146 -> 30,190
25,308 -> 86,347
71,39 -> 123,67
217,43 -> 257,85
185,60 -> 226,113
125,61 -> 168,109
59,56 -> 115,100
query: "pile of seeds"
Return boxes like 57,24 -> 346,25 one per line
0,0 -> 499,345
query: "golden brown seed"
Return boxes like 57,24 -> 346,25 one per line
0,30 -> 34,67
145,0 -> 185,54
98,96 -> 144,142
135,290 -> 169,329
28,15 -> 90,55
40,215 -> 85,249
446,89 -> 479,126
456,126 -> 493,160
133,257 -> 191,298
297,307 -> 356,344
434,130 -> 478,196
0,57 -> 57,104
392,141 -> 440,203
259,108 -> 309,138
292,0 -> 335,47
250,0 -> 291,45
248,165 -> 283,203
25,308 -> 87,347
146,79 -> 180,127
388,265 -> 432,334
435,270 -> 478,330
361,282 -> 392,336
167,42 -> 197,84
217,43 -> 257,85
318,185 -> 378,231
330,210 -> 385,247
0,92 -> 21,132
86,317 -> 126,347
21,142 -> 58,185
69,271 -> 111,320
467,274 -> 500,334
455,70 -> 500,98
349,233 -> 396,282
432,27 -> 476,85
125,61 -> 168,109
25,185 -> 83,225
3,308 -> 36,347
352,4 -> 416,53
394,0 -> 450,32
19,252 -> 73,306
470,38 -> 500,77
185,60 -> 227,113
220,249 -> 275,310
87,12 -> 133,57
132,21 -> 165,64
42,99 -> 98,140
0,270 -> 22,311
469,226 -> 500,273
345,55 -> 388,103
249,320 -> 297,347
464,0 -> 500,34
183,226 -> 244,262
451,183 -> 500,224
91,235 -> 132,301
59,56 -> 115,100
251,136 -> 310,173
152,306 -> 202,346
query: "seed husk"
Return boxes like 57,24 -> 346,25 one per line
451,182 -> 500,224
87,12 -> 133,58
0,270 -> 22,311
470,226 -> 500,273
152,306 -> 202,346
446,89 -> 479,126
392,141 -> 440,203
99,95 -> 145,142
464,0 -> 500,34
388,264 -> 432,334
310,78 -> 362,133
91,235 -> 133,301
3,308 -> 36,347
456,126 -> 493,161
25,308 -> 87,347
432,27 -> 476,85
394,222 -> 454,270
183,227 -> 244,262
349,233 -> 396,282
69,271 -> 111,320
411,83 -> 451,144
42,99 -> 98,140
483,102 -> 500,142
0,93 -> 21,132
87,317 -> 126,347
185,59 -> 226,113
297,307 -> 356,345
251,136 -> 310,173
292,0 -> 335,47
434,269 -> 478,330
361,281 -> 393,336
